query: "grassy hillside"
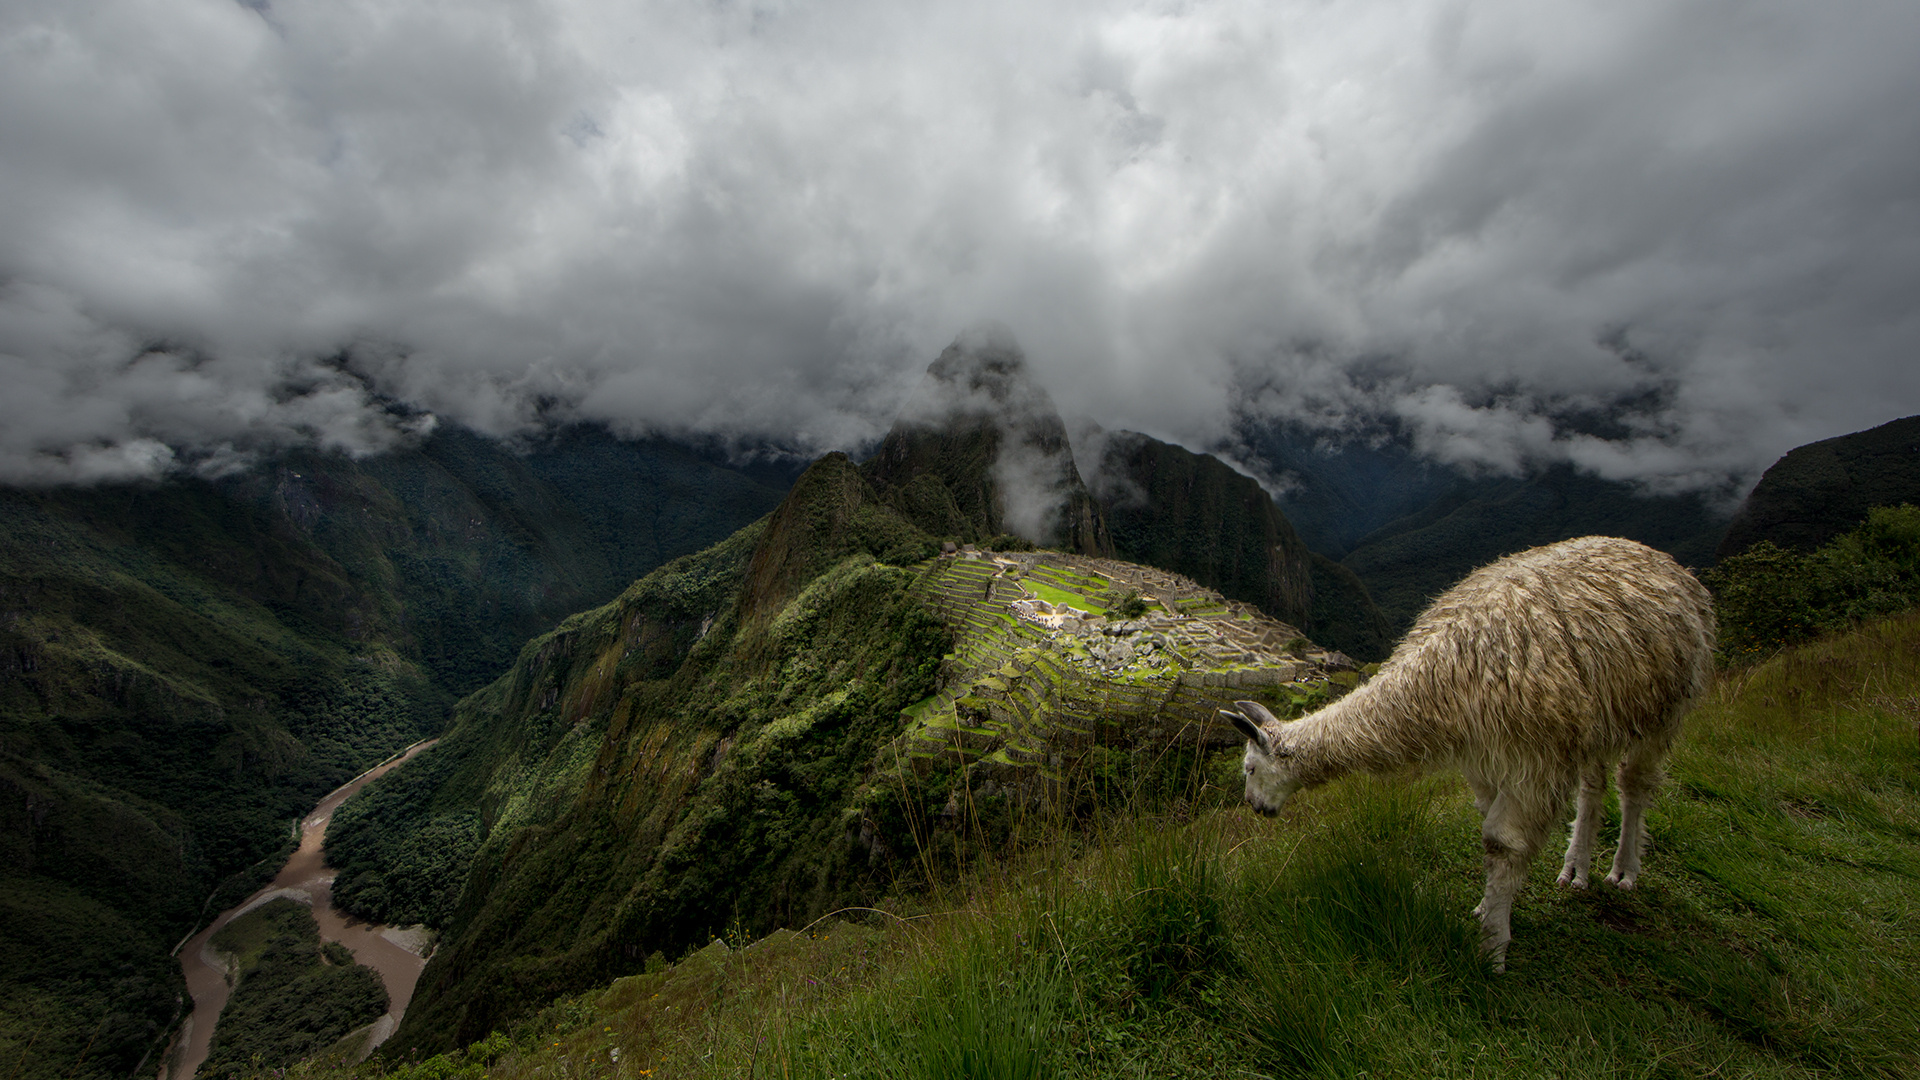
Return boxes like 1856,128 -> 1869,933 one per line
285,604 -> 1920,1079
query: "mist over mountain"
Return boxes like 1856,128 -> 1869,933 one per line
863,331 -> 1111,556
5,1 -> 1919,499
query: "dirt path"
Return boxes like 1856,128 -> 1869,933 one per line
161,739 -> 439,1080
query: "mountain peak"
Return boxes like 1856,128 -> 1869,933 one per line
864,335 -> 1110,555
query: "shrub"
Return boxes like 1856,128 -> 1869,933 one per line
1706,505 -> 1920,663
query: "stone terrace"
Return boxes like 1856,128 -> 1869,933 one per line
898,547 -> 1359,786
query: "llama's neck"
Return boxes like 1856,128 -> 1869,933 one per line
1280,675 -> 1446,788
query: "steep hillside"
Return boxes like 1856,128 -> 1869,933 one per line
0,426 -> 790,1080
329,452 -> 1357,1053
862,337 -> 1110,556
1718,413 -> 1920,557
231,426 -> 798,694
1094,430 -> 1392,660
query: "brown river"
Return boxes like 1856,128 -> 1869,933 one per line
161,739 -> 438,1080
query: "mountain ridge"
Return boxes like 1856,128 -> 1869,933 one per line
1718,413 -> 1920,557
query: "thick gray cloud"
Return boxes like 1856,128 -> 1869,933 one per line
2,0 -> 1916,488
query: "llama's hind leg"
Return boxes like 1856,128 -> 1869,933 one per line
1463,768 -> 1497,817
1475,787 -> 1558,972
1606,740 -> 1670,889
1556,761 -> 1607,888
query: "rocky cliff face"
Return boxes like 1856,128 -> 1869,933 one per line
1719,414 -> 1920,558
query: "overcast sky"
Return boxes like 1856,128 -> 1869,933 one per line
3,0 -> 1916,491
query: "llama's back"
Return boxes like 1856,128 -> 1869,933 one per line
1375,536 -> 1715,765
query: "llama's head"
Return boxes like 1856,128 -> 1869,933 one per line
1221,700 -> 1301,816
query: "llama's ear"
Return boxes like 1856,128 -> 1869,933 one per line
1233,700 -> 1282,726
1221,709 -> 1270,754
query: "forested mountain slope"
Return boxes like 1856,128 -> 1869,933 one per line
1718,413 -> 1920,557
1335,464 -> 1728,632
0,426 -> 792,1080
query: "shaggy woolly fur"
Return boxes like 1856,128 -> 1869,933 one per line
1224,536 -> 1716,970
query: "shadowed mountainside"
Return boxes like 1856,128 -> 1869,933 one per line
1241,420 -> 1731,635
1330,465 -> 1727,633
1718,413 -> 1920,558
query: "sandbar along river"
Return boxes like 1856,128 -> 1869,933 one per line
162,739 -> 438,1080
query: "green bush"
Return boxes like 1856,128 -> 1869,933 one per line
1706,504 -> 1920,662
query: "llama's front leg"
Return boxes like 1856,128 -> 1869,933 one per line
1606,746 -> 1666,889
1475,790 -> 1554,972
1556,762 -> 1607,888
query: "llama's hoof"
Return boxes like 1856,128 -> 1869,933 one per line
1555,869 -> 1589,889
1606,871 -> 1636,890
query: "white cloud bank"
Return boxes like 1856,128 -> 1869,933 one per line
2,0 -> 1916,487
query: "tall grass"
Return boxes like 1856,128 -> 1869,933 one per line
1230,781 -> 1492,1076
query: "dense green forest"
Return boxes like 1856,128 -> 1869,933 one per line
0,485 -> 440,1080
199,899 -> 388,1079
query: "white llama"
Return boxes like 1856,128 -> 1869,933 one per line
1222,536 -> 1715,969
